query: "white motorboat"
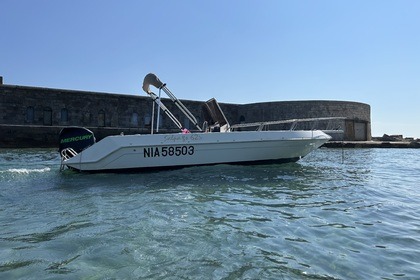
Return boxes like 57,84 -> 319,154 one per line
59,73 -> 336,172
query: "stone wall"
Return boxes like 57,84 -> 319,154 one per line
239,100 -> 370,121
0,84 -> 371,147
0,85 -> 202,129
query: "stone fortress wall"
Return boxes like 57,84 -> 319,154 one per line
0,79 -> 371,148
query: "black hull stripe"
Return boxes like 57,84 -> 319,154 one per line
67,157 -> 301,173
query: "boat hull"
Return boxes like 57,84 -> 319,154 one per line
63,130 -> 330,172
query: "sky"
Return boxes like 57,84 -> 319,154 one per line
1,0 -> 419,138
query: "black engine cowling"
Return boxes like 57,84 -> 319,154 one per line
59,127 -> 96,154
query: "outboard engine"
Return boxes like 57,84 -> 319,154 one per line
59,127 -> 96,156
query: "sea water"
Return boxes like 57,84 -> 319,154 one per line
0,148 -> 419,279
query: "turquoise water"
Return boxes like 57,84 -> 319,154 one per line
0,148 -> 419,279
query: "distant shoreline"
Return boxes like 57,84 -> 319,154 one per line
323,141 -> 420,148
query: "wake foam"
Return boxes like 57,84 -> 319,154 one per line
3,167 -> 51,174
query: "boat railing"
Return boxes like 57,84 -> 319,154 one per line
60,148 -> 78,171
143,73 -> 202,134
142,74 -> 347,136
229,117 -> 346,132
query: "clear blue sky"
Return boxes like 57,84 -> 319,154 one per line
1,0 -> 419,138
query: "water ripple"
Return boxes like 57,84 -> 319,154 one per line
2,221 -> 94,244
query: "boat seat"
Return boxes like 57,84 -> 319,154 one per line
202,98 -> 230,131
